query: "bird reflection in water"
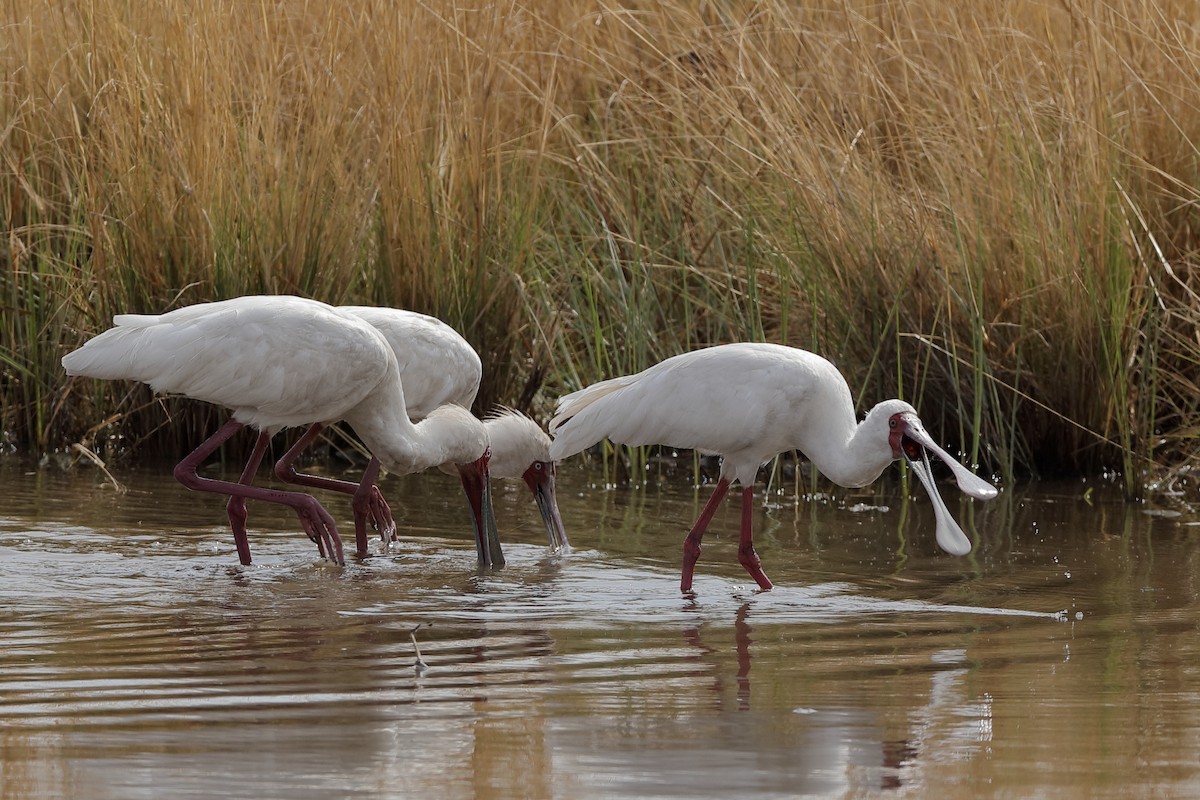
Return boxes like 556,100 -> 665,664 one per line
679,602 -> 948,793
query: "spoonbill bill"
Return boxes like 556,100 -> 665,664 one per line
61,295 -> 502,568
548,343 -> 997,592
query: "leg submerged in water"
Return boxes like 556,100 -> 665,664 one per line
174,419 -> 345,566
274,423 -> 396,558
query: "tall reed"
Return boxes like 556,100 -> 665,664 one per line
2,0 -> 1197,496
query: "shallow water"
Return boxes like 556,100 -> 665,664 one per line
1,458 -> 1198,799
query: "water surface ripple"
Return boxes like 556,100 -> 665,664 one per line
1,463 -> 1197,798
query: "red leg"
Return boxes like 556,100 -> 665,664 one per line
274,424 -> 396,555
174,419 -> 345,566
681,477 -> 732,593
225,430 -> 272,566
351,458 -> 384,558
736,485 -> 773,590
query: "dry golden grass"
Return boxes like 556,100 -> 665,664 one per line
2,0 -> 1198,492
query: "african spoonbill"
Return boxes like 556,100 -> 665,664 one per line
548,343 -> 997,592
61,295 -> 502,567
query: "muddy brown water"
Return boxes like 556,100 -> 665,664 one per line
1,458 -> 1198,799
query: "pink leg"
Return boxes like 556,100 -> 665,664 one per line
174,419 -> 345,566
350,458 -> 384,558
225,430 -> 272,566
736,486 -> 773,590
681,477 -> 732,593
274,423 -> 396,557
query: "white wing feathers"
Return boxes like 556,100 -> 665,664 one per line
63,297 -> 395,429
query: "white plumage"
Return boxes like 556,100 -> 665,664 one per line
62,295 -> 502,567
274,307 -> 567,551
342,307 -> 481,414
549,343 -> 998,591
66,298 -> 390,431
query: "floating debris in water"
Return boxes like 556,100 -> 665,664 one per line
410,623 -> 431,675
69,443 -> 128,494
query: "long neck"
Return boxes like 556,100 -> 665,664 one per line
799,409 -> 894,489
343,370 -> 487,475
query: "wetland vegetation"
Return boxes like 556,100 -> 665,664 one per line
3,0 -> 1199,496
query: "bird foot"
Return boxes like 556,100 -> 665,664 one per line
294,499 -> 345,566
353,485 -> 396,547
738,545 -> 773,591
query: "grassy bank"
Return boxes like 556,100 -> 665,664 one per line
2,0 -> 1198,494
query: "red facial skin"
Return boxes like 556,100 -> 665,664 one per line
888,412 -> 924,461
522,460 -> 569,550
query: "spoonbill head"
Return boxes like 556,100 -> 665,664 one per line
869,398 -> 998,556
483,410 -> 568,550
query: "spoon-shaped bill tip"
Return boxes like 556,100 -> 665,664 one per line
951,466 -> 999,500
907,454 -> 974,556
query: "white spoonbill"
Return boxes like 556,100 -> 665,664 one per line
271,307 -> 568,554
548,342 -> 998,592
61,295 -> 502,567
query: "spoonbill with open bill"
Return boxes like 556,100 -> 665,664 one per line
548,343 -> 998,592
